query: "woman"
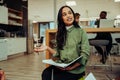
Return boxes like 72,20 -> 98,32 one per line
35,5 -> 90,80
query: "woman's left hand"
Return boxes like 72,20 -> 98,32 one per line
65,62 -> 80,71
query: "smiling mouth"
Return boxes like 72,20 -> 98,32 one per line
67,18 -> 73,22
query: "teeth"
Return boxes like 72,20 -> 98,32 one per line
67,18 -> 72,21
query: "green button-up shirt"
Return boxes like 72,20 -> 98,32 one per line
54,26 -> 90,74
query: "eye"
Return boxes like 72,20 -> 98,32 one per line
62,12 -> 67,17
68,11 -> 72,15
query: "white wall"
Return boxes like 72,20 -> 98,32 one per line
0,6 -> 8,24
28,0 -> 54,22
56,0 -> 120,19
28,0 -> 120,22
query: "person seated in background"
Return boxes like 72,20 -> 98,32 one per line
75,13 -> 80,24
91,11 -> 112,64
0,68 -> 5,80
74,13 -> 83,28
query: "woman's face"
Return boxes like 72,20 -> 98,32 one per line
62,7 -> 74,26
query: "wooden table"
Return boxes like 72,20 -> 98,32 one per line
83,27 -> 120,33
46,27 -> 120,33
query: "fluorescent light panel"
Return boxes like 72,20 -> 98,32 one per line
114,0 -> 120,2
66,1 -> 76,6
116,15 -> 120,18
33,20 -> 37,23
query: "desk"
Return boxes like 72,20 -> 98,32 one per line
46,28 -> 120,59
46,28 -> 120,33
83,28 -> 120,33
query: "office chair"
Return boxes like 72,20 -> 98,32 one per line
115,38 -> 120,55
89,40 -> 112,70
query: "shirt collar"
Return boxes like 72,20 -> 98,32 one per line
66,25 -> 74,32
66,25 -> 73,30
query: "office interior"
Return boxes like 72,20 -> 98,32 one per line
0,0 -> 120,80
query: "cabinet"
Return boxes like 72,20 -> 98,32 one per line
0,38 -> 26,61
0,6 -> 8,24
7,38 -> 26,56
8,8 -> 23,26
80,21 -> 89,27
0,39 -> 8,61
45,29 -> 56,67
46,29 -> 57,59
80,18 -> 90,27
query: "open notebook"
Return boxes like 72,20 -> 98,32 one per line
42,55 -> 83,68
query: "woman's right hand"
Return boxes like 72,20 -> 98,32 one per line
34,45 -> 47,52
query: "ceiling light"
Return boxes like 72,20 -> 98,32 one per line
22,0 -> 27,1
33,20 -> 37,23
116,15 -> 120,18
66,1 -> 76,6
114,0 -> 120,2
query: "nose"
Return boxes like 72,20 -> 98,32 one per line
66,14 -> 71,18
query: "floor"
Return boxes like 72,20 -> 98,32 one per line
86,52 -> 120,80
0,51 -> 120,80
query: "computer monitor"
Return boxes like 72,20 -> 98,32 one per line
100,19 -> 114,28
